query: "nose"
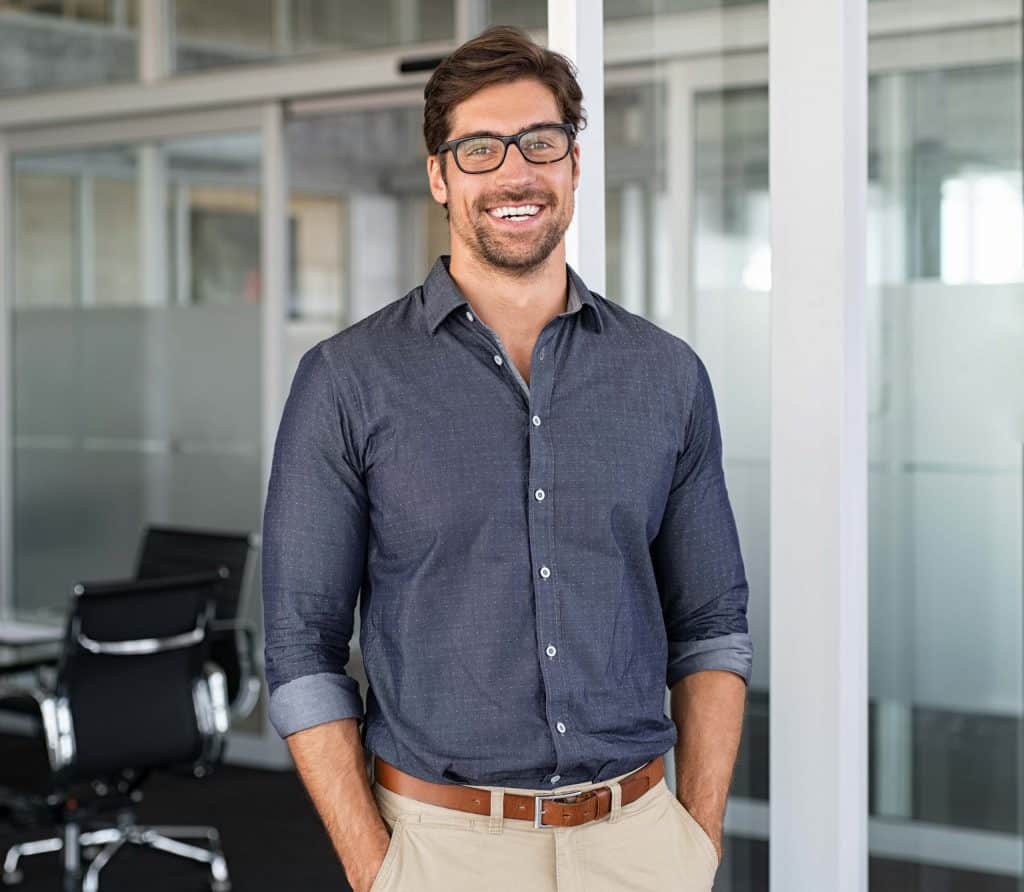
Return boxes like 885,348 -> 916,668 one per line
495,141 -> 535,182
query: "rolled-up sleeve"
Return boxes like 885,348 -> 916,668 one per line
651,352 -> 754,690
262,343 -> 369,737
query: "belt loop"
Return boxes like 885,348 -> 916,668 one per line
489,788 -> 505,834
607,780 -> 623,824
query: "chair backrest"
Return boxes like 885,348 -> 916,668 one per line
134,525 -> 252,621
134,525 -> 254,707
55,571 -> 225,781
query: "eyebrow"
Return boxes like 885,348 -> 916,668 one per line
450,121 -> 563,141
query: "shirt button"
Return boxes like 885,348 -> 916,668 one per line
556,721 -> 566,734
535,488 -> 545,501
550,775 -> 561,783
532,415 -> 541,426
466,310 -> 474,321
539,565 -> 550,579
493,354 -> 503,366
539,348 -> 546,359
546,644 -> 557,657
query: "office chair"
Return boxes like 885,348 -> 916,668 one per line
0,571 -> 232,892
133,525 -> 262,724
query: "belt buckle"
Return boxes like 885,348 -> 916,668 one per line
533,791 -> 586,829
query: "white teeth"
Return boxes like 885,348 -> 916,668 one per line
489,204 -> 541,219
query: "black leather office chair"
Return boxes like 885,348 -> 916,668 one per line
0,571 -> 232,892
133,525 -> 261,724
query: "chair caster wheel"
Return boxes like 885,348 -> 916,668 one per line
1,870 -> 23,886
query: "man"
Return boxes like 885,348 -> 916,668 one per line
262,24 -> 752,892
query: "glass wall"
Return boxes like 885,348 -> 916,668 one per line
606,1 -> 1024,889
0,0 -> 139,95
604,3 -> 771,889
11,133 -> 264,631
866,5 -> 1024,889
173,0 -> 455,73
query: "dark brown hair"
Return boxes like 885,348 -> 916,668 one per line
423,25 -> 587,162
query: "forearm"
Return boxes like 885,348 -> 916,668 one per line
669,668 -> 747,861
286,717 -> 390,892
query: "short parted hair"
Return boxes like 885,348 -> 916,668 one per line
423,25 -> 588,162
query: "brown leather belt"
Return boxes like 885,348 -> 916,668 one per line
373,754 -> 664,829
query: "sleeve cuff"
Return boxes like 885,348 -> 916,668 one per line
268,672 -> 366,738
666,632 -> 753,689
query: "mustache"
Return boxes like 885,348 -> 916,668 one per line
479,192 -> 556,209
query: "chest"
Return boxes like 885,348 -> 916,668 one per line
359,340 -> 681,555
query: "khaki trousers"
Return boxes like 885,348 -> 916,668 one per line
367,759 -> 720,892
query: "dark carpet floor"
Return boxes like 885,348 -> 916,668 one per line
0,730 -> 351,892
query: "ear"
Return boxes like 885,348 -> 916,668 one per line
427,155 -> 449,207
571,141 -> 581,191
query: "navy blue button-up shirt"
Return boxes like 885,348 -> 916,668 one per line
262,254 -> 753,789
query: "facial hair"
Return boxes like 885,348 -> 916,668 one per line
454,183 -> 575,277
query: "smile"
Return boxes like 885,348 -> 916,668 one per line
486,204 -> 545,225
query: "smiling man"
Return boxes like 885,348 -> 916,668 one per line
262,25 -> 752,892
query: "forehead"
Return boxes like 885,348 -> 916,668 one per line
448,78 -> 561,138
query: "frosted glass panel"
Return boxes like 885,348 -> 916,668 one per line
11,136 -> 264,615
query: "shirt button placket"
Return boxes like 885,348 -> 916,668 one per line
529,329 -> 571,778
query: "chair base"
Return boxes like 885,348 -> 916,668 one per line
3,820 -> 231,892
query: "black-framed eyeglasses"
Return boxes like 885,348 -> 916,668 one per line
436,123 -> 576,174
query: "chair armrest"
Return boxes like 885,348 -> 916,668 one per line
208,619 -> 263,723
193,662 -> 230,770
0,680 -> 74,774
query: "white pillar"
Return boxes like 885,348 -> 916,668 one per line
547,0 -> 605,295
769,0 -> 868,890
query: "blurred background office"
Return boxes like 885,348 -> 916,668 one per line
0,0 -> 1021,890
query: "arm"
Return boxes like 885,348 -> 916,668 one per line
262,345 -> 387,890
650,352 -> 754,866
670,669 -> 746,864
286,718 -> 391,892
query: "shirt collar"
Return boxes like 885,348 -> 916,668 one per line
423,254 -> 604,336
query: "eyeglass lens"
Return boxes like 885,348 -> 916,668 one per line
455,126 -> 570,172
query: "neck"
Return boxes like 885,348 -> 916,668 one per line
447,244 -> 569,341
